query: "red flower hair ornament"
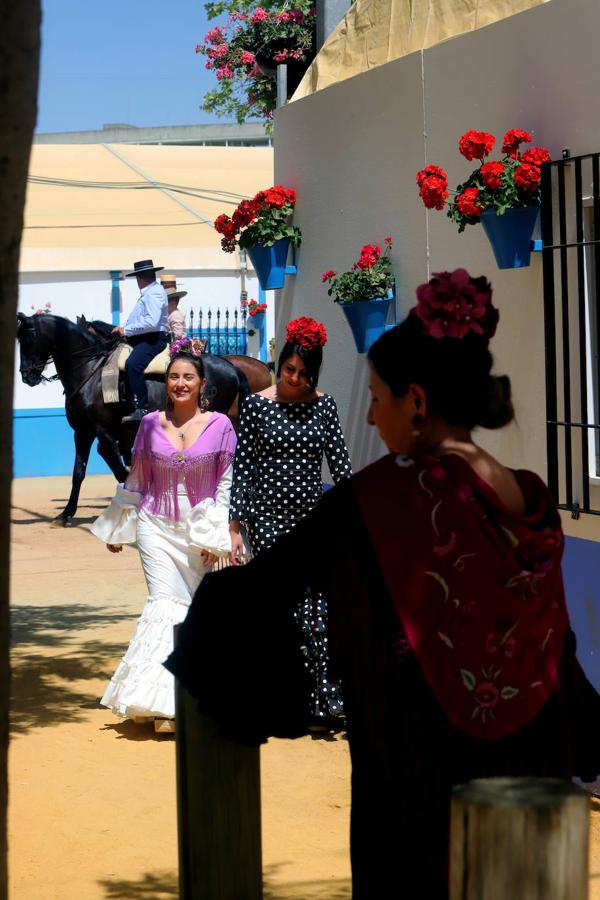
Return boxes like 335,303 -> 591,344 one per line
414,268 -> 499,341
285,317 -> 328,350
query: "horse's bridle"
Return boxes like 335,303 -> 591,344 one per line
18,314 -> 60,383
18,314 -> 119,393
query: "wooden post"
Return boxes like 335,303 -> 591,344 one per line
450,777 -> 589,900
174,672 -> 262,900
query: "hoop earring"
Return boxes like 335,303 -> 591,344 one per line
199,391 -> 210,413
412,413 -> 424,438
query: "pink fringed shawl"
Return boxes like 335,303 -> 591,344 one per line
125,411 -> 237,521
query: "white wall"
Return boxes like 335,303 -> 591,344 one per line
274,0 -> 600,538
15,268 -> 268,410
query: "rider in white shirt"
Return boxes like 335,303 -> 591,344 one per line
114,260 -> 168,425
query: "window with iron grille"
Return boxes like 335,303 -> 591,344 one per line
542,151 -> 600,517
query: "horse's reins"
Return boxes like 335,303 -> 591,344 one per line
64,338 -> 122,401
19,314 -> 121,398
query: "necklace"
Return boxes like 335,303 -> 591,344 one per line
170,413 -> 200,444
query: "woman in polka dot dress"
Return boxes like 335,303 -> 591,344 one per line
229,317 -> 352,723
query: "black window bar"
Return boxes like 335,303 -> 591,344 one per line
542,150 -> 600,517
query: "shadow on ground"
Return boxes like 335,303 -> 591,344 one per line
11,497 -> 111,528
101,720 -> 175,743
99,870 -> 178,899
10,603 -> 136,735
97,867 -> 351,900
263,865 -> 351,899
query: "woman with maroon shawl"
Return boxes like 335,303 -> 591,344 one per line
166,269 -> 600,897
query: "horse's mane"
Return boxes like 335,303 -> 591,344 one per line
87,319 -> 115,339
37,314 -> 121,359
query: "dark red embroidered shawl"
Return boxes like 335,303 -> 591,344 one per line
353,453 -> 568,740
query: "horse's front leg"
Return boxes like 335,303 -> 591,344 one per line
96,430 -> 129,483
52,427 -> 95,526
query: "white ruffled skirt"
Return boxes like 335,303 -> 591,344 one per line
101,498 -> 211,719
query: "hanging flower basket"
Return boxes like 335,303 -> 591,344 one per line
415,128 -> 550,270
255,43 -> 310,97
214,185 -> 301,290
338,291 -> 395,354
323,237 -> 396,353
480,202 -> 540,269
247,238 -> 290,290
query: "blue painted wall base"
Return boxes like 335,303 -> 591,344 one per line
563,535 -> 600,693
13,408 -> 110,477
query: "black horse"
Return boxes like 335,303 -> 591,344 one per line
16,313 -> 249,525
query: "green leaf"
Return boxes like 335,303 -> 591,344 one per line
460,669 -> 476,691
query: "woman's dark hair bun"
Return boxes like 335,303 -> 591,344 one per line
368,315 -> 514,432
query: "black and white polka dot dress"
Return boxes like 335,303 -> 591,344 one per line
230,392 -> 352,720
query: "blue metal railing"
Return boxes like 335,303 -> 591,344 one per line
187,306 -> 248,356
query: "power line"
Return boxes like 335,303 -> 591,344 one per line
27,174 -> 251,206
24,221 -> 211,230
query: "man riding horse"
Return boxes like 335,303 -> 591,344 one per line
113,259 -> 169,425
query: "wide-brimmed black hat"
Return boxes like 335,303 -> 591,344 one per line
125,259 -> 164,278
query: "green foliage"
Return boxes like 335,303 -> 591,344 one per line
323,240 -> 395,304
197,0 -> 315,125
447,158 -> 534,233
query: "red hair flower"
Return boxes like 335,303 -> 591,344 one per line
456,187 -> 486,218
415,268 -> 498,340
458,130 -> 495,161
501,129 -> 532,158
480,161 -> 504,190
286,317 -> 328,349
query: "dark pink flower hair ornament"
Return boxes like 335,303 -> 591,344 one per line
414,268 -> 499,341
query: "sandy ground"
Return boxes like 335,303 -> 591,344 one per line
9,475 -> 351,900
8,474 -> 600,899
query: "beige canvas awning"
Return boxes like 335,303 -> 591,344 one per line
21,143 -> 274,272
292,0 -> 549,99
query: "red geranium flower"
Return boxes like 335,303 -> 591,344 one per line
416,164 -> 447,187
458,130 -> 495,161
321,270 -> 336,283
502,129 -> 532,158
480,161 -> 504,190
514,163 -> 542,192
456,187 -> 485,218
416,165 -> 449,210
214,213 -> 232,234
521,146 -> 551,167
354,244 -> 381,270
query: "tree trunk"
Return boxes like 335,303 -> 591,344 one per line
450,777 -> 589,900
0,3 -> 41,898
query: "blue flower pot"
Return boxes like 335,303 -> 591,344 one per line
338,292 -> 394,354
480,203 -> 540,269
247,239 -> 290,290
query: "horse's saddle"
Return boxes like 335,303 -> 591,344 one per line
117,344 -> 171,376
101,345 -> 171,404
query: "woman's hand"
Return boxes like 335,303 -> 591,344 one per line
201,550 -> 218,568
229,522 -> 245,566
107,543 -> 123,554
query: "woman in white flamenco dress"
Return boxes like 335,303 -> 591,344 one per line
91,344 -> 236,732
